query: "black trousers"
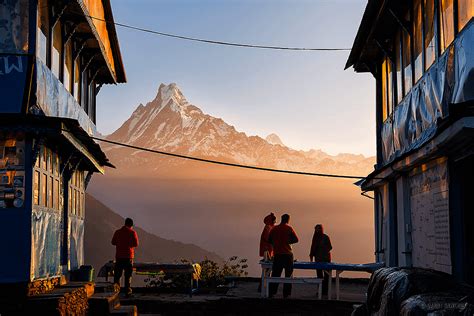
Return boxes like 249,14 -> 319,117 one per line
114,258 -> 133,289
269,254 -> 294,297
316,269 -> 330,295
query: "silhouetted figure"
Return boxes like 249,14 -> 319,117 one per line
310,224 -> 332,295
260,212 -> 276,260
258,212 -> 276,292
268,214 -> 299,298
112,218 -> 139,296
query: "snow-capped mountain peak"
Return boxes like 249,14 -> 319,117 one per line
265,133 -> 285,147
154,83 -> 187,108
106,83 -> 375,175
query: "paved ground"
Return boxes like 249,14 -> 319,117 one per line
119,278 -> 368,315
124,278 -> 368,302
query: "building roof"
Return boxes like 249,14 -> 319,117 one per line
0,115 -> 114,173
345,0 -> 411,73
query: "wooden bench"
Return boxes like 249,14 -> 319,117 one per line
264,277 -> 323,299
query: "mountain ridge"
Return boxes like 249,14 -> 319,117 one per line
104,83 -> 374,176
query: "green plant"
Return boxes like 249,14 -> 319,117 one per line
144,257 -> 249,289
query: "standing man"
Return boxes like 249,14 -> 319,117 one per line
268,214 -> 299,298
310,224 -> 332,296
112,218 -> 139,296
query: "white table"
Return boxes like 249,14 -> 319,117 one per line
260,261 -> 384,300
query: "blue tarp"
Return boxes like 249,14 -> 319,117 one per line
380,21 -> 474,165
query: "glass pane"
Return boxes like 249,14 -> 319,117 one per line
81,68 -> 88,110
74,58 -> 81,103
402,30 -> 413,94
51,21 -> 62,79
458,0 -> 474,31
71,187 -> 75,215
48,176 -> 53,208
40,147 -> 46,170
54,154 -> 59,176
64,40 -> 73,92
413,0 -> 423,82
440,0 -> 455,52
381,59 -> 388,121
41,173 -> 47,207
387,59 -> 393,116
36,0 -> 49,63
424,0 -> 436,70
53,179 -> 59,210
75,190 -> 79,216
395,31 -> 403,103
68,186 -> 72,214
81,192 -> 84,217
33,171 -> 40,205
46,148 -> 51,172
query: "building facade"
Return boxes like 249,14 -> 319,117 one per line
0,0 -> 125,286
346,0 -> 473,285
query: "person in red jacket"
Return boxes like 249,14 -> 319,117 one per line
258,212 -> 276,292
112,218 -> 139,295
268,213 -> 299,298
259,212 -> 276,260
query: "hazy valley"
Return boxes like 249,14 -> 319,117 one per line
87,83 -> 375,276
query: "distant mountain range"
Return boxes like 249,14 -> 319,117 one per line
88,83 -> 376,275
104,83 -> 374,176
84,194 -> 223,271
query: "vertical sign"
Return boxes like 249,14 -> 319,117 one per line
0,55 -> 29,112
409,160 -> 451,273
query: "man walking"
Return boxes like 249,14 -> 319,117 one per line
310,224 -> 332,296
112,218 -> 139,296
268,213 -> 299,298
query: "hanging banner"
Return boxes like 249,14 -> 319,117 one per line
0,55 -> 30,112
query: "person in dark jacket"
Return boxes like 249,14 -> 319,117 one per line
310,224 -> 332,295
112,218 -> 139,295
268,213 -> 299,298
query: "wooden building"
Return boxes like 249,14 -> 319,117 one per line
346,0 -> 473,284
0,0 -> 125,287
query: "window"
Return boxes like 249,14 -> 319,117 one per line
34,146 -> 61,211
37,0 -> 49,64
413,0 -> 423,82
63,40 -> 73,92
382,59 -> 388,121
51,20 -> 62,79
69,170 -> 85,218
458,0 -> 474,31
440,0 -> 455,52
395,31 -> 403,103
402,30 -> 413,94
387,59 -> 393,115
81,66 -> 89,111
88,80 -> 96,122
33,171 -> 40,205
424,0 -> 437,70
74,57 -> 81,103
381,58 -> 393,121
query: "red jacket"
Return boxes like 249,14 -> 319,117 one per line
269,223 -> 299,255
259,224 -> 274,257
112,226 -> 139,259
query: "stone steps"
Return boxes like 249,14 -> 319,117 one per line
87,283 -> 137,316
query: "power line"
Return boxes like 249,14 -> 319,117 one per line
85,14 -> 351,51
90,136 -> 367,180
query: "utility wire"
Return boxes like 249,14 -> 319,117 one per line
84,14 -> 351,51
90,135 -> 367,180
